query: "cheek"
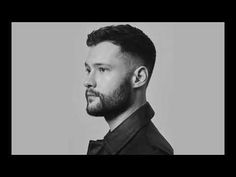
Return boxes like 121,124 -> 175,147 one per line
96,72 -> 124,94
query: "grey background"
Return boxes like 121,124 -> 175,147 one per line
12,22 -> 224,155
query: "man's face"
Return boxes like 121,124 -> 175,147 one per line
84,41 -> 133,118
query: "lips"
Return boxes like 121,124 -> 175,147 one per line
86,92 -> 97,97
87,94 -> 96,97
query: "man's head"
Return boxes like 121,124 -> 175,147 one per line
84,24 -> 156,117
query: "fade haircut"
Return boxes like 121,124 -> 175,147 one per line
86,24 -> 156,87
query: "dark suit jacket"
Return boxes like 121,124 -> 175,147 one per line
87,102 -> 174,155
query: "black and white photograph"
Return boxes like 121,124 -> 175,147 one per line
11,22 -> 224,155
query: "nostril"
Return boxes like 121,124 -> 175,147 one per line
84,82 -> 91,88
84,80 -> 95,88
83,74 -> 96,88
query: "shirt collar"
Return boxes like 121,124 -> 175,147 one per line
103,101 -> 155,154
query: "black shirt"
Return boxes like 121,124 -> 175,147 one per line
87,102 -> 174,155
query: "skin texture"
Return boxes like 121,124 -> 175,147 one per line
84,41 -> 149,131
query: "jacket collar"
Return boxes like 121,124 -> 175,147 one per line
103,101 -> 155,154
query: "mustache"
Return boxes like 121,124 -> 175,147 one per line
85,89 -> 100,97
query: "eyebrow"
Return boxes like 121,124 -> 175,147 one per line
84,62 -> 112,68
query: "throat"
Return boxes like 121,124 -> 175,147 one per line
105,101 -> 146,132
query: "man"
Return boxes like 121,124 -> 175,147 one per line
84,24 -> 174,155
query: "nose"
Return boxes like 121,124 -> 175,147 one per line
83,73 -> 96,88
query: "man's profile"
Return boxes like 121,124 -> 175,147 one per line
84,24 -> 173,155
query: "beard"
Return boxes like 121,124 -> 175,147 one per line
85,77 -> 132,120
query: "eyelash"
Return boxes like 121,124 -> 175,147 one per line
98,67 -> 107,72
85,67 -> 108,74
85,68 -> 91,73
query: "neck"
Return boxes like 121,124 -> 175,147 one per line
105,95 -> 147,132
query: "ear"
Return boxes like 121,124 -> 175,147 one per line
132,66 -> 149,88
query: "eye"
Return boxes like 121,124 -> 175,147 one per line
98,67 -> 107,73
85,68 -> 91,74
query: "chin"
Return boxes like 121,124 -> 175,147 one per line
87,112 -> 104,117
86,102 -> 105,116
86,108 -> 105,117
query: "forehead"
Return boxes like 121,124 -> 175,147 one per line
85,41 -> 125,66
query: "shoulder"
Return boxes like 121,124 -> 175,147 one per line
119,121 -> 174,155
143,121 -> 174,155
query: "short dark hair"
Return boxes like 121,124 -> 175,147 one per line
86,24 -> 156,86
